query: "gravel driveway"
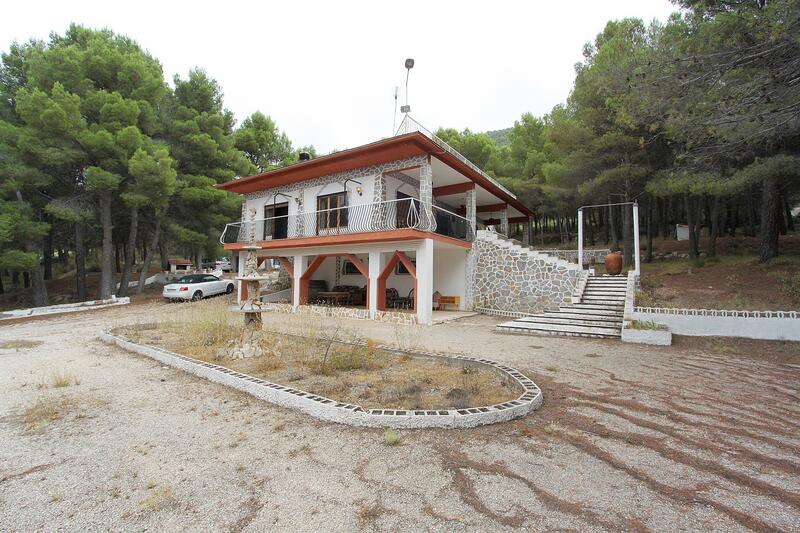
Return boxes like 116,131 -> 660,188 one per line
1,300 -> 799,532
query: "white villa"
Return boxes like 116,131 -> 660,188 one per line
219,118 -> 580,326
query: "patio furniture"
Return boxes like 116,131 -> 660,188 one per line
437,295 -> 460,311
330,285 -> 364,306
394,288 -> 415,309
386,288 -> 401,308
317,291 -> 350,306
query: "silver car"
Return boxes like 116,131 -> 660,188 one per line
162,274 -> 235,302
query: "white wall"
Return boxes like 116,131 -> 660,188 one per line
632,309 -> 800,341
433,248 -> 468,310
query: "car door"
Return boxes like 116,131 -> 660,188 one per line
204,275 -> 223,295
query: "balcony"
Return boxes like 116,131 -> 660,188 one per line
220,198 -> 475,246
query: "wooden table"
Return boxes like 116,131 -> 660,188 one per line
317,291 -> 350,306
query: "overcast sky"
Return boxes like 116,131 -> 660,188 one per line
3,0 -> 677,153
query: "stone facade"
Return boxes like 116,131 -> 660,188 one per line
265,302 -> 418,325
472,231 -> 581,314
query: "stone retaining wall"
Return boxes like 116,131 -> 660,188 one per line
473,233 -> 581,314
100,332 -> 542,429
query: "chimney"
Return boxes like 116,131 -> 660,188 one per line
299,152 -> 311,162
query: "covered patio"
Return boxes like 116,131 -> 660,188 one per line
236,236 -> 471,325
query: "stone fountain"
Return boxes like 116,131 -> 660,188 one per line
227,209 -> 271,359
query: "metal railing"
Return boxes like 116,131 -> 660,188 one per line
220,198 -> 475,245
395,115 -> 517,199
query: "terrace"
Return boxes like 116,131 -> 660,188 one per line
220,197 -> 475,247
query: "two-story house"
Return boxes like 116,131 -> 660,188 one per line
218,118 -> 537,325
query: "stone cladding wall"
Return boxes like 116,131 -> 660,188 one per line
473,232 -> 580,314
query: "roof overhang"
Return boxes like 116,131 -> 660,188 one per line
217,131 -> 533,217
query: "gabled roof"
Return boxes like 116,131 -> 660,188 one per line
216,132 -> 533,216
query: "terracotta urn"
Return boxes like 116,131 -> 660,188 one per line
605,251 -> 623,276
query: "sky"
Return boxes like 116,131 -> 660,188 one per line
2,0 -> 677,153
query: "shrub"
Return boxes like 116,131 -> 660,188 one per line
50,372 -> 75,388
23,396 -> 64,433
383,429 -> 401,446
780,273 -> 800,304
628,320 -> 662,330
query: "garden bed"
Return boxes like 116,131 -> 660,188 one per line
114,303 -> 523,412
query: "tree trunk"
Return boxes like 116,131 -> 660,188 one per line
685,194 -> 699,259
12,271 -> 20,290
23,272 -> 30,288
0,273 -> 4,295
777,192 -> 787,235
746,191 -> 757,237
645,198 -> 653,263
117,206 -> 139,297
114,243 -> 121,274
623,200 -> 633,268
784,195 -> 795,232
43,224 -> 53,281
760,176 -> 780,262
159,239 -> 170,271
75,221 -> 87,301
24,242 -> 47,306
97,190 -> 115,300
708,196 -> 721,258
137,213 -> 162,294
609,199 -> 619,250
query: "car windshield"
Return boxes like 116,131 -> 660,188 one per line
177,275 -> 208,284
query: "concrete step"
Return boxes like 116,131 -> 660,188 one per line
497,321 -> 621,338
558,306 -> 624,317
583,289 -> 627,295
542,311 -> 622,324
569,303 -> 625,311
581,295 -> 626,302
529,314 -> 623,327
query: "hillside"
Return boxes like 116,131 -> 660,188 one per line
485,127 -> 512,147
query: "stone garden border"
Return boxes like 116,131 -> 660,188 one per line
99,330 -> 542,429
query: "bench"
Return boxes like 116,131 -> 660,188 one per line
437,295 -> 460,311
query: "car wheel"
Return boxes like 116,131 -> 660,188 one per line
191,291 -> 203,301
226,284 -> 234,294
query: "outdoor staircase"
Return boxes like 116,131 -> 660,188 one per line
497,275 -> 627,339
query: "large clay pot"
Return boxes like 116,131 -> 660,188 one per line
605,252 -> 623,276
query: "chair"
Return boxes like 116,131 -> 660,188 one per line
432,291 -> 441,311
386,287 -> 400,308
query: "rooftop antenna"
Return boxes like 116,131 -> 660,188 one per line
401,58 -> 414,114
392,86 -> 398,135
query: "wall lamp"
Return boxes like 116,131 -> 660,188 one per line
270,192 -> 298,205
343,178 -> 363,196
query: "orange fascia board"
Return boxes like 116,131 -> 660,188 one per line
223,229 -> 472,251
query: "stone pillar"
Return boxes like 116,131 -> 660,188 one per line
371,173 -> 387,230
368,251 -> 384,319
500,206 -> 509,236
292,255 -> 307,308
236,251 -> 246,304
416,239 -> 434,325
464,188 -> 477,311
294,194 -> 305,238
419,160 -> 435,232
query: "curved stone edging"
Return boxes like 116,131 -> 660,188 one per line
99,331 -> 543,429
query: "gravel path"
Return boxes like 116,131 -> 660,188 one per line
1,300 -> 799,532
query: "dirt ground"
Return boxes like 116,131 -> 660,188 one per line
1,300 -> 799,532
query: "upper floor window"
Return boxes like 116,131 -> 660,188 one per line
317,192 -> 348,230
